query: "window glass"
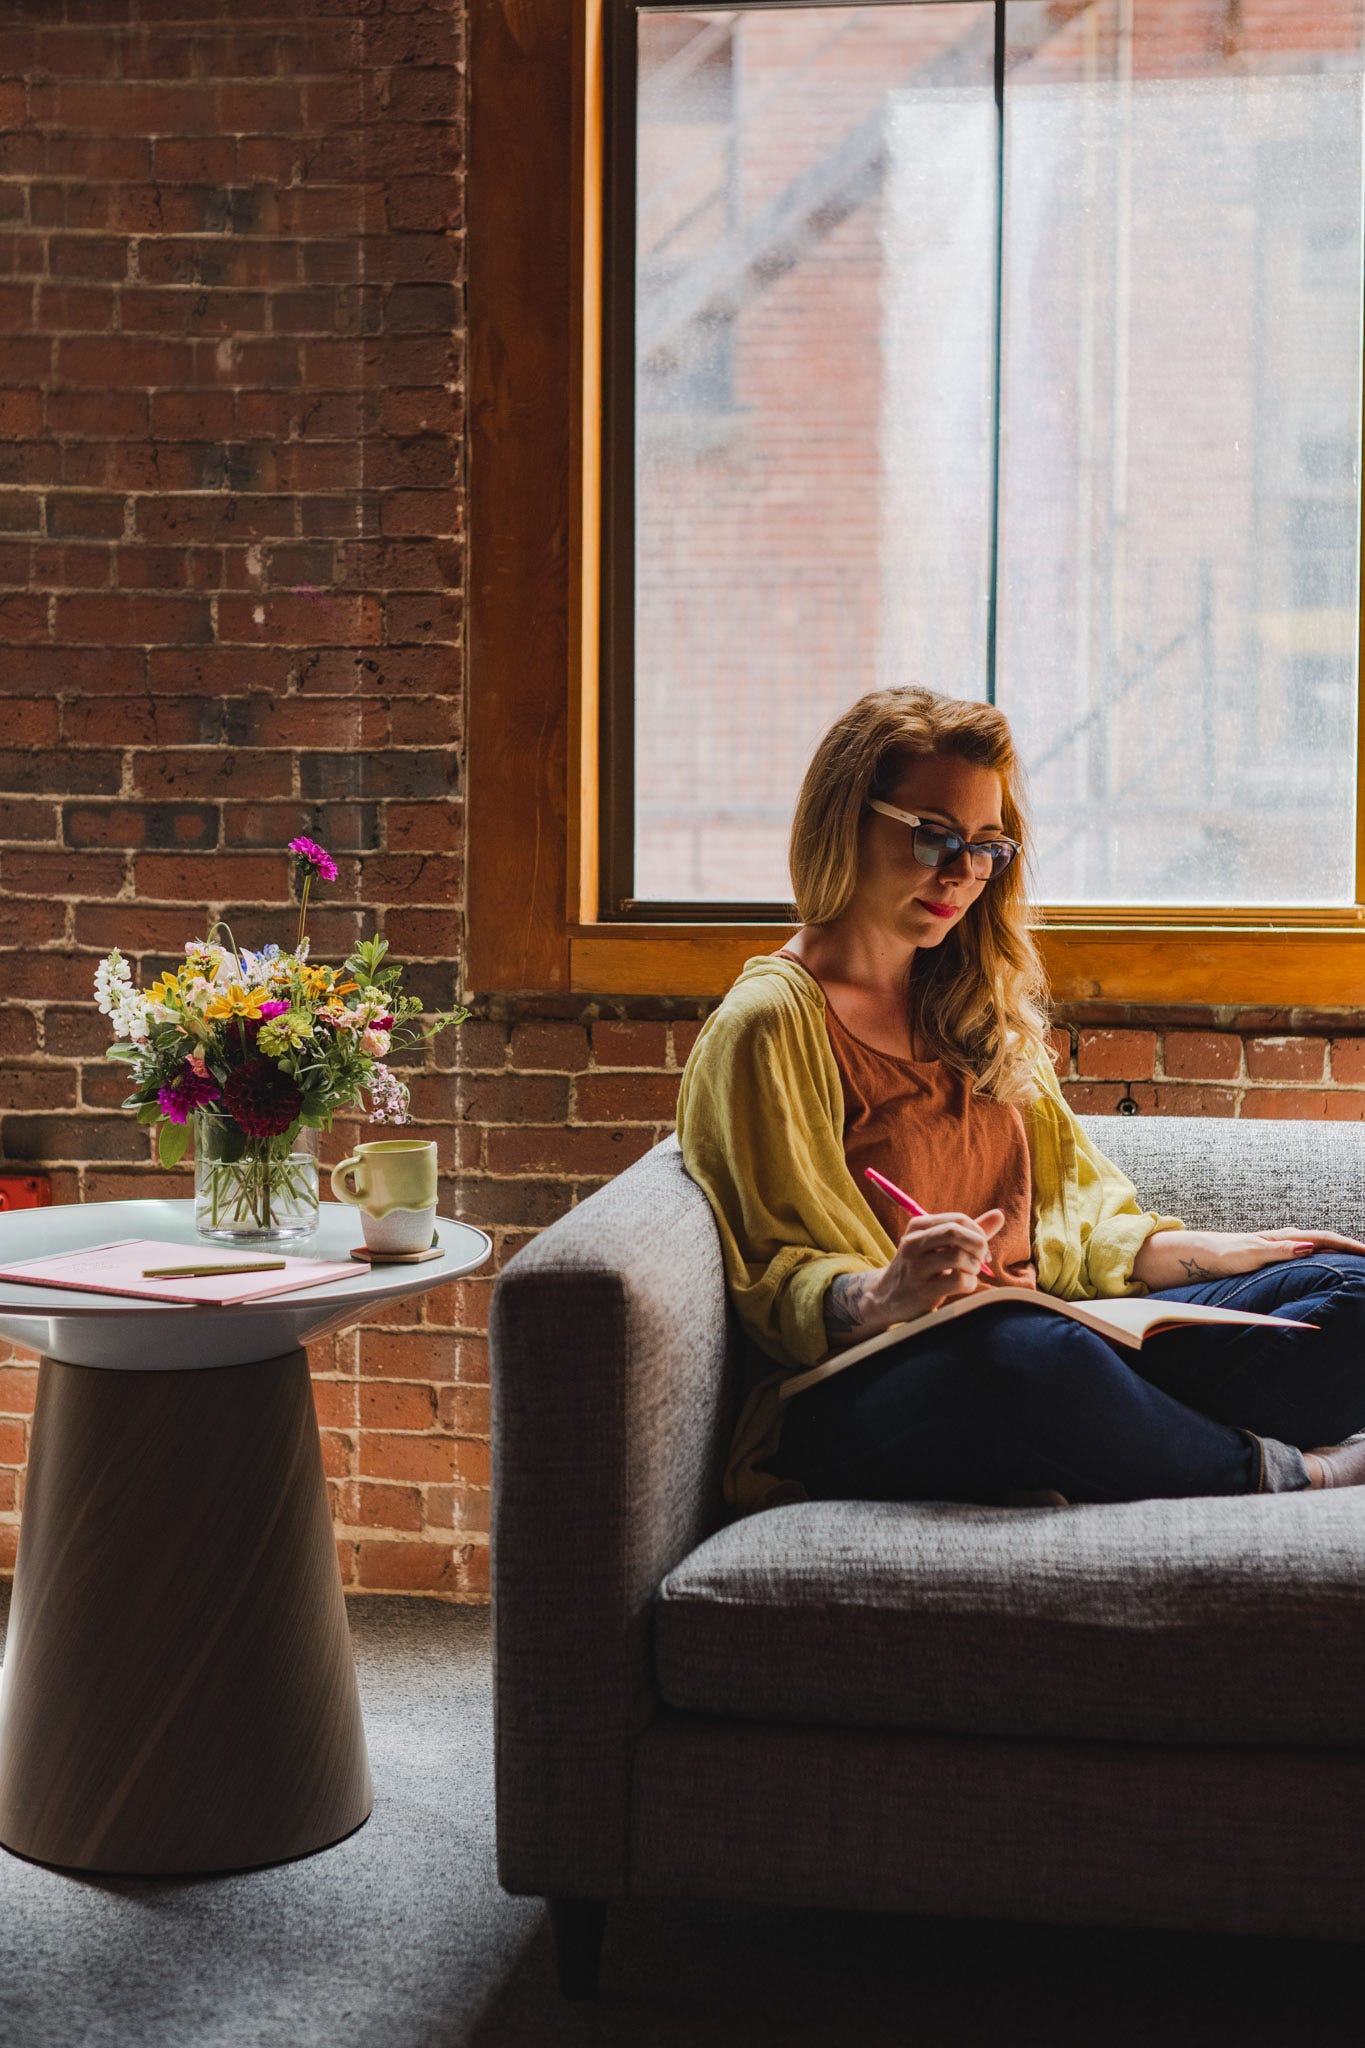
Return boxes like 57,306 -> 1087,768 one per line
630,2 -> 1364,909
999,0 -> 1364,904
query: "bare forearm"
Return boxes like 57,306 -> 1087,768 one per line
1129,1229 -> 1219,1290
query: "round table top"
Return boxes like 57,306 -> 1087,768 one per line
0,1199 -> 493,1371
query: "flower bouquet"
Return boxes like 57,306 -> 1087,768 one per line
95,838 -> 469,1245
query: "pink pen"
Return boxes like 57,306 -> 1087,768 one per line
863,1166 -> 995,1276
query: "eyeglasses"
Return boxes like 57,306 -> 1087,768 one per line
866,799 -> 1021,881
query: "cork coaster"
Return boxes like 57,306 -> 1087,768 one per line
348,1243 -> 445,1266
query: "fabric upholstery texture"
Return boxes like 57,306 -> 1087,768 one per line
629,1717 -> 1365,1942
655,1493 -> 1365,1745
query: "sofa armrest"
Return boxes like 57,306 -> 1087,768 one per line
489,1136 -> 733,1898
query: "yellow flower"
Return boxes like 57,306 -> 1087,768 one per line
145,972 -> 184,1007
203,983 -> 272,1021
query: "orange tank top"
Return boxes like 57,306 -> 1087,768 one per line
775,952 -> 1037,1291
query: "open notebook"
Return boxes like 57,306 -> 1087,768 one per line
0,1238 -> 367,1307
777,1285 -> 1320,1402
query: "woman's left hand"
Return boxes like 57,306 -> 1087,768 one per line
1132,1226 -> 1365,1288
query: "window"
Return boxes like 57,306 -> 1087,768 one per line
466,0 -> 1365,999
605,0 -> 1365,915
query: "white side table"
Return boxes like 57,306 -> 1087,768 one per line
0,1198 -> 491,1876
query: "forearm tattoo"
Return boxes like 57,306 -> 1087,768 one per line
824,1271 -> 882,1344
1178,1255 -> 1217,1281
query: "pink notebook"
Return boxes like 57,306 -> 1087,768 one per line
0,1238 -> 367,1307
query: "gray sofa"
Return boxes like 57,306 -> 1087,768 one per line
489,1116 -> 1365,1996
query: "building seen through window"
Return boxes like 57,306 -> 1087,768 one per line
624,0 -> 1365,910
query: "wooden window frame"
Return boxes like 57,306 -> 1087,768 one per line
467,0 -> 1365,1003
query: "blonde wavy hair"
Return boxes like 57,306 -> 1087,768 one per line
788,687 -> 1054,1105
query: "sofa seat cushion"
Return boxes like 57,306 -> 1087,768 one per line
654,1494 -> 1365,1746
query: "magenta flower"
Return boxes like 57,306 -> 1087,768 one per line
158,1062 -> 222,1127
288,836 -> 336,952
259,1000 -> 290,1020
288,836 -> 338,883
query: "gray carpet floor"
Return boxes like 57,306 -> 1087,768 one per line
0,1579 -> 1361,2048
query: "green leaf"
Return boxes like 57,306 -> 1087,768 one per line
158,1119 -> 191,1170
134,1102 -> 162,1123
105,1043 -> 142,1061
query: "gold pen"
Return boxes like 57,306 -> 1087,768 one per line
141,1260 -> 289,1278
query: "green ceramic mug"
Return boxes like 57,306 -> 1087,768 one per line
330,1139 -> 437,1253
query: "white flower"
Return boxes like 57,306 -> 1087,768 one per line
360,1027 -> 391,1057
93,950 -> 132,1017
367,1064 -> 410,1125
95,951 -> 152,1045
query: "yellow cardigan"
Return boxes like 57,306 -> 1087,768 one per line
674,953 -> 1186,1515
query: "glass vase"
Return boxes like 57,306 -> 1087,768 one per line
193,1112 -> 320,1246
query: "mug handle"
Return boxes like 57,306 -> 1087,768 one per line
330,1154 -> 368,1206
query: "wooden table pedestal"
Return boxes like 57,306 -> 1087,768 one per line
0,1346 -> 372,1875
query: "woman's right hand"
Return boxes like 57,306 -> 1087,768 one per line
824,1209 -> 1006,1350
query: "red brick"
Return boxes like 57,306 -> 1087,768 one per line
459,1073 -> 568,1123
421,1276 -> 494,1331
0,1367 -> 37,1417
0,1420 -> 27,1464
1323,1093 -> 1365,1122
0,1011 -> 38,1057
672,1020 -> 706,1064
132,750 -> 291,800
0,898 -> 66,945
591,1020 -> 668,1067
1060,1082 -> 1158,1116
351,1482 -> 425,1535
354,1540 -> 466,1596
2,850 -> 126,896
1245,1037 -> 1326,1084
358,1382 -> 438,1433
1075,1030 -> 1158,1081
1150,1085 -> 1239,1118
0,800 -> 59,841
312,1380 -> 358,1432
385,801 -> 461,852
134,852 -> 281,901
1240,1090 -> 1332,1120
484,1125 -> 658,1176
359,1432 -> 458,1483
508,1020 -> 591,1072
54,593 -> 213,644
1162,1031 -> 1242,1081
1330,1039 -> 1365,1086
317,1429 -> 355,1481
63,696 -> 220,748
74,903 -> 209,951
573,1072 -> 680,1122
0,1067 -> 76,1111
438,1384 -> 490,1436
358,1329 -> 455,1382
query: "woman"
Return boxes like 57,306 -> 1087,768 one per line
675,687 -> 1365,1516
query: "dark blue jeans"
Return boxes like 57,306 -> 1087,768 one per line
772,1255 -> 1365,1504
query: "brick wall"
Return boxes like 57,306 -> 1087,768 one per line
0,0 -> 477,1595
0,2 -> 1363,1598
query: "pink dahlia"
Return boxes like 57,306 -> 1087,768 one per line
259,999 -> 290,1020
288,836 -> 338,883
158,1062 -> 221,1126
221,1057 -> 303,1140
